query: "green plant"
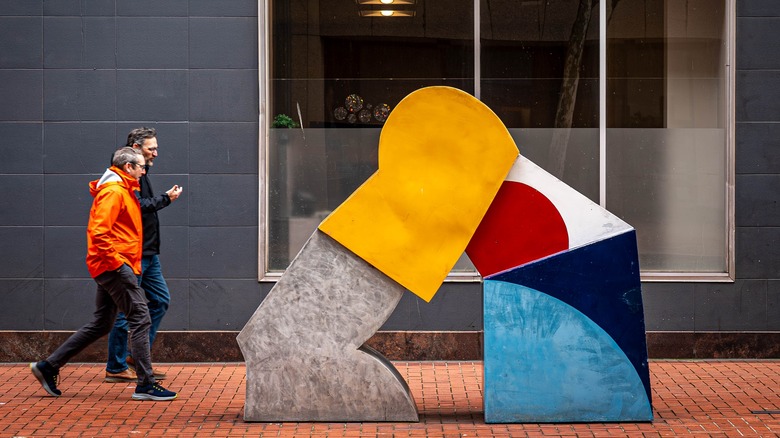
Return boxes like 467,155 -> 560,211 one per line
272,114 -> 299,128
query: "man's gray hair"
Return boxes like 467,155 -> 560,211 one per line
112,146 -> 143,168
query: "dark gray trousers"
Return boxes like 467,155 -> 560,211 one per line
46,264 -> 155,386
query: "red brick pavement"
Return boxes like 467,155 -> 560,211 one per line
1,361 -> 779,437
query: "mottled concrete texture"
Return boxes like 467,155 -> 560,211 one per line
236,231 -> 419,422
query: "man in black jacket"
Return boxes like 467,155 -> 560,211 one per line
105,127 -> 183,382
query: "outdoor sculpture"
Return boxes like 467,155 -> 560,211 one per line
237,86 -> 518,421
238,85 -> 651,423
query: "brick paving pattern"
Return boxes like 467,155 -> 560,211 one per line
1,361 -> 778,437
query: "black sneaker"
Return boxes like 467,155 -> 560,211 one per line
30,361 -> 61,396
132,383 -> 177,401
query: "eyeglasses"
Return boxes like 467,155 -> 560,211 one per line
130,162 -> 146,168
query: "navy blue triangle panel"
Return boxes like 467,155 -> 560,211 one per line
487,230 -> 651,404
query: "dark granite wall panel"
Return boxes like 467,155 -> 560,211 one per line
736,71 -> 780,122
44,17 -> 117,69
189,18 -> 258,68
0,280 -> 44,330
43,70 -> 116,121
694,281 -> 768,331
737,17 -> 780,70
0,17 -> 42,68
43,123 -> 117,173
116,17 -> 189,69
159,278 -> 189,331
189,122 -> 259,174
736,174 -> 780,226
189,0 -> 258,17
188,227 -> 257,278
43,0 -> 115,16
383,282 -> 483,331
189,70 -> 259,122
188,279 -> 268,330
116,70 -> 189,121
158,226 -> 189,278
736,227 -> 780,279
43,226 -> 89,278
769,280 -> 780,327
43,174 -> 95,226
0,123 -> 43,174
0,175 -> 43,226
188,174 -> 258,226
735,123 -> 780,174
0,227 -> 44,278
116,0 -> 188,17
640,283 -> 696,331
0,71 -> 43,120
43,278 -> 98,329
0,0 -> 42,15
738,0 -> 780,17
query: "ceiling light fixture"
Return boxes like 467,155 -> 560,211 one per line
355,0 -> 416,5
358,9 -> 415,17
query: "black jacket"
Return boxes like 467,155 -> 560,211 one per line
138,166 -> 171,256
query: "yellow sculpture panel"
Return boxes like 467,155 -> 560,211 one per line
318,86 -> 518,302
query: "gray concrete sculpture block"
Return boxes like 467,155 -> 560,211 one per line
237,230 -> 418,422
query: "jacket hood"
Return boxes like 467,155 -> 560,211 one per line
89,166 -> 140,197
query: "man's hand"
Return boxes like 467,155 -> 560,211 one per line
167,185 -> 183,201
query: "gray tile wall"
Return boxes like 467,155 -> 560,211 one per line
0,0 -> 273,331
1,0 -> 778,334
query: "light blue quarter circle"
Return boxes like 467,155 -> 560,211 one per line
483,280 -> 653,423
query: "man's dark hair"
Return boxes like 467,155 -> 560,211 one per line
126,127 -> 157,148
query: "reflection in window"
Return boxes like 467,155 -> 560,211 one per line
264,0 -> 732,278
268,0 -> 473,270
481,0 -> 600,201
606,0 -> 728,272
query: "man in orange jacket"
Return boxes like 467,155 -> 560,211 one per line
30,147 -> 178,401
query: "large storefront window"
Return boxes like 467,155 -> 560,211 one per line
606,0 -> 732,274
261,0 -> 733,280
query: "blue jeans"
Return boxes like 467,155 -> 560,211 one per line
106,255 -> 170,373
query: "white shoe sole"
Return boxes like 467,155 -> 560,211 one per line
132,393 -> 177,401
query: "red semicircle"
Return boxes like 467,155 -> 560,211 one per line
466,181 -> 569,277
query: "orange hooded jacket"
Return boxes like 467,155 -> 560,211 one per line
86,166 -> 143,278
